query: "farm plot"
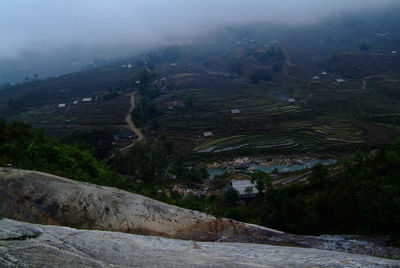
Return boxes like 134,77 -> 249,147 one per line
293,119 -> 367,149
156,78 -> 372,153
194,134 -> 299,153
193,117 -> 367,153
22,94 -> 129,138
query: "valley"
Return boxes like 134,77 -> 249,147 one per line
0,6 -> 400,263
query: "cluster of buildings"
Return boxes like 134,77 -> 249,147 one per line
121,64 -> 133,69
310,71 -> 347,84
58,97 -> 93,109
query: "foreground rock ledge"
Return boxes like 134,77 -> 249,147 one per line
1,218 -> 399,268
0,168 -> 399,259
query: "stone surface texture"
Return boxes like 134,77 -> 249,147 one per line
1,218 -> 400,267
0,167 -> 399,261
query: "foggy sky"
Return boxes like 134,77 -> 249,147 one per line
0,0 -> 398,60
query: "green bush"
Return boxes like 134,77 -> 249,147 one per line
0,119 -> 118,187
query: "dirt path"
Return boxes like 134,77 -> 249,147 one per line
106,91 -> 144,161
126,91 -> 144,142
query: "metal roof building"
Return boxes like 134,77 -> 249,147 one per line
203,131 -> 214,137
231,179 -> 258,197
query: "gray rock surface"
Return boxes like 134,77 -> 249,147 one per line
0,167 -> 399,260
0,168 -> 282,241
1,218 -> 399,267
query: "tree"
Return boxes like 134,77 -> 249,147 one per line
114,140 -> 167,182
231,61 -> 243,75
250,69 -> 271,84
131,98 -> 161,127
132,69 -> 156,86
224,188 -> 239,205
358,42 -> 370,51
272,63 -> 283,72
184,93 -> 194,109
251,170 -> 272,195
309,163 -> 329,185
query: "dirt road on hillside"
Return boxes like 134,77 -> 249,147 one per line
126,91 -> 144,141
106,91 -> 144,161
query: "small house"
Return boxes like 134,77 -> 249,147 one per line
321,71 -> 327,75
231,179 -> 258,198
230,109 -> 241,114
287,98 -> 296,104
113,131 -> 135,140
58,103 -> 66,108
312,76 -> 320,80
135,80 -> 141,85
203,131 -> 214,137
392,51 -> 397,54
336,78 -> 345,83
73,101 -> 78,105
170,63 -> 177,67
127,64 -> 132,68
82,98 -> 92,102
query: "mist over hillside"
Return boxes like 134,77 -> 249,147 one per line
1,1 -> 400,266
0,0 -> 399,84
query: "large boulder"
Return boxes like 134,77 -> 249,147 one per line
0,167 -> 399,259
0,218 -> 399,268
0,168 -> 282,241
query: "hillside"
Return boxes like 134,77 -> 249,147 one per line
0,9 -> 398,156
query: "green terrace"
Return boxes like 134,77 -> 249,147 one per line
154,78 -> 373,153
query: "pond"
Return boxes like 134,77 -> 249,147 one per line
249,159 -> 337,173
208,159 -> 337,178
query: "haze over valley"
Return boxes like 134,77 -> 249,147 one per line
1,1 -> 400,266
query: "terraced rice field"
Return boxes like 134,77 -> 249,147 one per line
193,119 -> 365,153
155,79 -> 378,153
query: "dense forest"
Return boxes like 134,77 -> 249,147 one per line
0,119 -> 122,187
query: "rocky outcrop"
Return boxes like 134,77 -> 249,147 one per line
0,167 -> 399,260
0,168 -> 283,241
1,218 -> 399,268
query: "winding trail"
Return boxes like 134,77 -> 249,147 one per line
126,91 -> 144,142
106,91 -> 144,161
